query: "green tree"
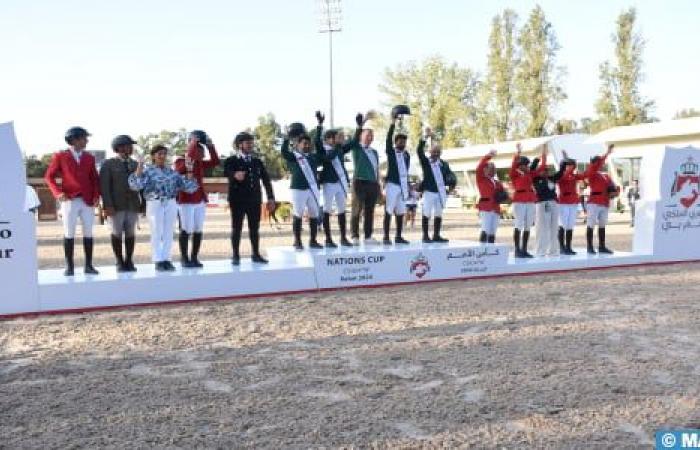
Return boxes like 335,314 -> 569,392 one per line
514,5 -> 566,138
673,108 -> 700,119
477,9 -> 520,142
24,154 -> 53,178
594,8 -> 654,131
378,55 -> 479,147
136,128 -> 188,157
252,113 -> 286,180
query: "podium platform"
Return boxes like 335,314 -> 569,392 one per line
27,240 -> 666,317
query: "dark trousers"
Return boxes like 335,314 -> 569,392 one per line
230,202 -> 261,256
351,179 -> 379,239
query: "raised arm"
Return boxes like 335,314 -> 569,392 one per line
342,126 -> 362,154
280,138 -> 295,162
477,150 -> 496,181
314,111 -> 325,157
386,121 -> 395,155
417,127 -> 431,165
201,142 -> 220,169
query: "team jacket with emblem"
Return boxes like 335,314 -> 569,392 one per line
45,149 -> 100,206
509,153 -> 546,203
223,154 -> 275,204
585,154 -> 615,207
174,140 -> 220,204
476,154 -> 505,213
384,123 -> 411,186
416,139 -> 456,193
315,126 -> 358,184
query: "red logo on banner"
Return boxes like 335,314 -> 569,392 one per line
671,157 -> 700,209
409,253 -> 431,279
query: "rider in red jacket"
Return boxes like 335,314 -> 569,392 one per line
509,143 -> 547,258
556,150 -> 586,255
44,127 -> 101,276
476,150 -> 505,243
583,144 -> 616,254
173,130 -> 220,268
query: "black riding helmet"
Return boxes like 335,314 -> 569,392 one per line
234,131 -> 254,148
189,129 -> 208,143
111,135 -> 137,151
64,126 -> 91,144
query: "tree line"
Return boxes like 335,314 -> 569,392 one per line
25,6 -> 699,180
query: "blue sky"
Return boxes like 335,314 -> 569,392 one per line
1,0 -> 699,156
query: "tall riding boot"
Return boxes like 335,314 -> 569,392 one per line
230,233 -> 241,265
323,213 -> 336,248
111,235 -> 126,272
395,214 -> 409,244
63,237 -> 75,276
487,234 -> 496,244
179,230 -> 191,267
557,226 -> 565,254
586,227 -> 596,254
292,216 -> 303,250
309,217 -> 323,249
521,230 -> 533,258
83,237 -> 99,274
383,212 -> 392,244
250,227 -> 268,264
565,229 -> 576,255
124,235 -> 137,271
513,228 -> 522,257
190,232 -> 204,267
479,230 -> 487,243
433,217 -> 448,243
338,213 -> 352,247
598,227 -> 613,254
422,216 -> 432,243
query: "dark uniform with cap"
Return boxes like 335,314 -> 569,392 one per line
223,132 -> 275,265
99,135 -> 141,271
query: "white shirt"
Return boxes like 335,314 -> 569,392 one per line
69,148 -> 83,163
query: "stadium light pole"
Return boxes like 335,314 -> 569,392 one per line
318,0 -> 342,128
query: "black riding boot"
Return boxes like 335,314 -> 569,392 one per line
338,213 -> 352,247
309,217 -> 323,249
487,234 -> 496,243
293,216 -> 303,250
190,232 -> 204,267
422,216 -> 432,243
383,212 -> 392,244
395,214 -> 409,244
521,230 -> 533,258
83,237 -> 99,274
124,235 -> 137,271
598,227 -> 613,254
323,213 -> 336,248
557,226 -> 565,254
513,228 -> 522,257
433,217 -> 448,243
63,237 -> 75,276
479,230 -> 487,243
111,235 -> 126,272
179,230 -> 191,267
565,229 -> 576,255
230,233 -> 240,265
586,227 -> 596,254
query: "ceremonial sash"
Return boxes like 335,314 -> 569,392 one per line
396,151 -> 409,200
431,160 -> 447,207
293,150 -> 321,211
326,144 -> 348,194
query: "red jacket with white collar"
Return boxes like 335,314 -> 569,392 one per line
476,155 -> 504,213
174,141 -> 220,204
584,154 -> 616,207
44,149 -> 100,206
509,153 -> 546,203
557,167 -> 586,205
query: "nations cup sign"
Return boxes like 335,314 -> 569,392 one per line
634,146 -> 700,260
0,122 -> 40,315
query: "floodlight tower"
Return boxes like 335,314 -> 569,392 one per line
318,0 -> 342,128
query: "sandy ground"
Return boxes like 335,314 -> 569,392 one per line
3,209 -> 699,448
